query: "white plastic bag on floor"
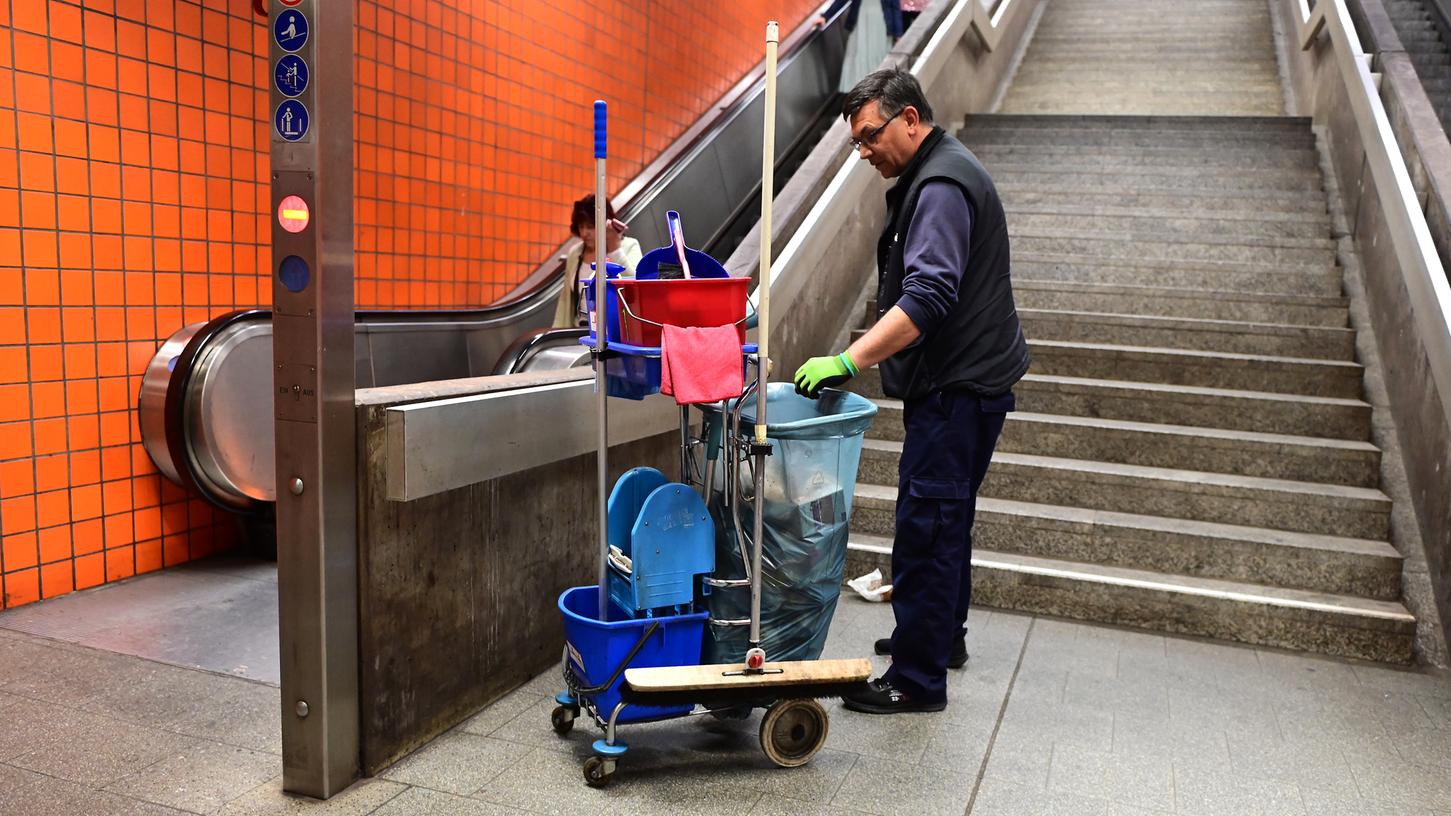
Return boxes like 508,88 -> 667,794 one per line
848,568 -> 893,602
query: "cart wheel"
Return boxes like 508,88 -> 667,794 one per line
583,755 -> 616,787
759,698 -> 829,768
551,705 -> 577,736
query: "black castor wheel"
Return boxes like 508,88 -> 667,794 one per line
759,698 -> 829,768
550,704 -> 577,735
583,755 -> 617,787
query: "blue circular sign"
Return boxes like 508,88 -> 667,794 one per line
274,100 -> 309,142
279,256 -> 311,293
274,10 -> 309,52
274,55 -> 309,97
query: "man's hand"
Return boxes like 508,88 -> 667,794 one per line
794,352 -> 860,398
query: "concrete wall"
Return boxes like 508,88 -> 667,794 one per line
1274,0 -> 1451,662
354,375 -> 678,773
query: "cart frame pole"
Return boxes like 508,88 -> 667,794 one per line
749,22 -> 779,653
593,101 -> 610,622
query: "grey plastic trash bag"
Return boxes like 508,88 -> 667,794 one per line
702,384 -> 877,663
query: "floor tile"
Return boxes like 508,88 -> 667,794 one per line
216,777 -> 408,815
378,731 -> 531,796
7,708 -> 196,787
103,740 -> 279,814
831,754 -> 974,816
373,786 -> 527,815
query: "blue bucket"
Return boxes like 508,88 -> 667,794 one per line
558,585 -> 706,722
582,262 -> 626,343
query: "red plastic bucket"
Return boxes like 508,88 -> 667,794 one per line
613,277 -> 750,347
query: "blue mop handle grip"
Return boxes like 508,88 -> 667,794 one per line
593,100 -> 607,159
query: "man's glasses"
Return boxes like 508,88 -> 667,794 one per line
849,110 -> 901,151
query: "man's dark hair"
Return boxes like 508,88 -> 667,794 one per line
842,69 -> 934,124
569,194 -> 618,236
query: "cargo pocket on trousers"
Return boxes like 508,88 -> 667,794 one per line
904,478 -> 973,554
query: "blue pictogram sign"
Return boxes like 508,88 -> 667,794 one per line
274,55 -> 309,97
274,100 -> 309,142
274,10 -> 309,52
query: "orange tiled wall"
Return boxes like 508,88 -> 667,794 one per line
0,0 -> 819,609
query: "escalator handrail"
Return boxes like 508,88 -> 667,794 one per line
161,309 -> 272,514
492,327 -> 590,376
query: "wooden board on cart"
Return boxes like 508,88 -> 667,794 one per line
624,658 -> 871,693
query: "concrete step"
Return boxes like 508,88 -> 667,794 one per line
849,488 -> 1399,599
1004,200 -> 1329,227
1013,254 -> 1342,296
996,185 -> 1327,215
963,114 -> 1313,133
863,402 -> 1381,486
1011,232 -> 1335,269
851,371 -> 1372,439
1026,339 -> 1363,398
966,127 -> 1315,150
1012,281 -> 1350,327
855,444 -> 1390,538
1020,43 -> 1276,56
970,133 -> 1312,154
998,96 -> 1286,118
972,143 -> 1320,169
844,534 -> 1414,663
987,166 -> 1323,192
1008,211 -> 1330,241
1002,79 -> 1288,99
855,308 -> 1353,359
1016,308 -> 1354,359
985,159 -> 1319,185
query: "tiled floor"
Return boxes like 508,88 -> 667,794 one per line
2,595 -> 1451,815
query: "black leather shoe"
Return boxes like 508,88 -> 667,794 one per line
842,678 -> 947,714
873,636 -> 968,669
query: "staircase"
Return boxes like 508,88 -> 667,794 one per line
844,115 -> 1417,663
996,0 -> 1284,115
1386,0 -> 1451,130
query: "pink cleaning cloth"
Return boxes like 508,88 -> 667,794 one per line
660,324 -> 744,405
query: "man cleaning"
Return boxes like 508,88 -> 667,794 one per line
793,69 -> 1030,714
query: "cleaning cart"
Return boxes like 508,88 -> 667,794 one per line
550,28 -> 877,787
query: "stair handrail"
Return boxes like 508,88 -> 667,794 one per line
915,0 -> 1016,90
1292,0 -> 1451,406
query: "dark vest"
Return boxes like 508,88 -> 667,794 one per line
876,127 -> 1030,401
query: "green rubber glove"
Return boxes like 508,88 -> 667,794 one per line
793,352 -> 860,399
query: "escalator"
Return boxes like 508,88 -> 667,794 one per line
140,8 -> 852,518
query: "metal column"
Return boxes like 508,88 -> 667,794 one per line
268,0 -> 359,798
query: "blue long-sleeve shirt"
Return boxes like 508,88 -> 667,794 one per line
894,181 -> 974,337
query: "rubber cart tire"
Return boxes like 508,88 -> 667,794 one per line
583,756 -> 616,787
759,698 -> 829,768
551,705 -> 576,736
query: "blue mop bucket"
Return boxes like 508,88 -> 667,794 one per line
558,585 -> 707,722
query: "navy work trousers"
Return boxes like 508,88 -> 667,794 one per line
882,390 -> 1012,703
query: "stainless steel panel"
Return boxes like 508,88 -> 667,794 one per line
188,321 -> 278,502
384,381 -> 679,501
140,323 -> 202,486
270,0 -> 359,799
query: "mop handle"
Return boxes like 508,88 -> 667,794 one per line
594,100 -> 610,622
755,21 -> 778,446
593,101 -> 608,355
